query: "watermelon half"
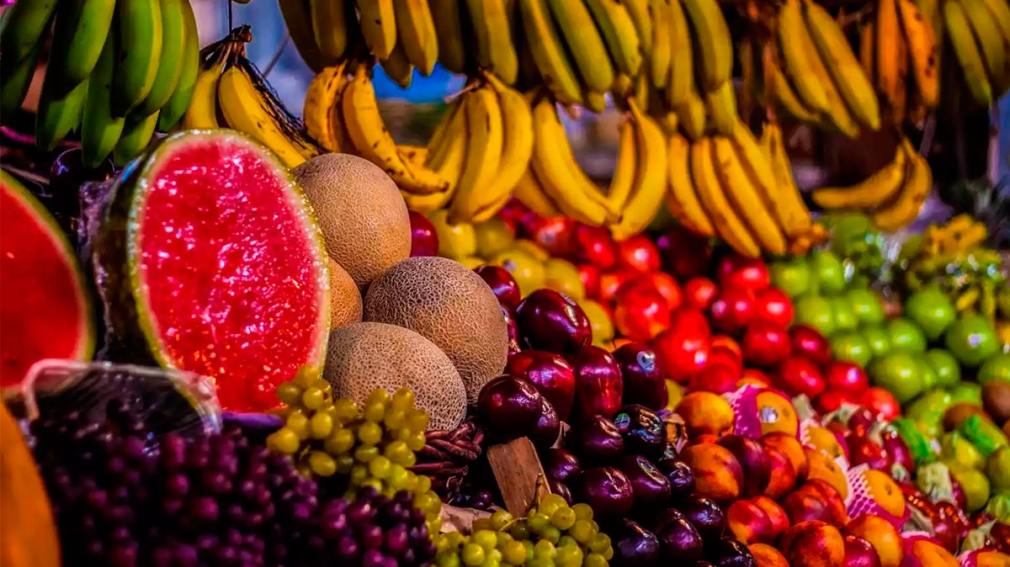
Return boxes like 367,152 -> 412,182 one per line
94,130 -> 330,412
1,172 -> 94,388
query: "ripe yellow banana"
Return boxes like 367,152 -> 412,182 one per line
960,0 -> 1010,89
625,0 -> 653,53
182,50 -> 229,129
666,0 -> 694,107
467,0 -> 519,84
681,0 -> 733,91
675,88 -> 707,141
690,137 -> 761,257
704,81 -> 737,136
279,0 -> 327,70
218,65 -> 306,168
944,0 -> 992,104
585,0 -> 643,77
729,122 -> 791,234
394,0 -> 439,75
356,0 -> 397,59
811,142 -> 907,208
803,0 -> 880,130
860,20 -> 875,81
303,63 -> 347,152
380,41 -> 415,88
514,169 -> 563,217
650,0 -> 673,88
760,123 -> 813,237
777,0 -> 829,113
611,103 -> 669,240
766,46 -> 822,124
450,87 -> 504,222
310,0 -> 348,63
712,136 -> 787,255
872,140 -> 932,230
518,0 -> 583,104
404,103 -> 466,212
606,117 -> 638,213
547,0 -> 616,93
876,0 -> 904,110
896,0 -> 940,107
793,11 -> 860,137
474,74 -> 535,215
430,0 -> 469,74
979,0 -> 1010,92
667,132 -> 715,236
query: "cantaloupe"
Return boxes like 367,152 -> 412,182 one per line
293,154 -> 411,286
328,258 -> 362,329
323,322 -> 467,430
363,257 -> 508,403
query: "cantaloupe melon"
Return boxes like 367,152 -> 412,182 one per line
363,257 -> 508,403
329,258 -> 362,329
323,322 -> 467,430
293,154 -> 411,286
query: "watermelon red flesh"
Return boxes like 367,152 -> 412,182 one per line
129,133 -> 328,412
1,173 -> 94,387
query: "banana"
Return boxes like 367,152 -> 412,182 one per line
793,9 -> 860,137
860,19 -> 875,81
667,133 -> 715,236
605,118 -> 639,215
514,169 -> 563,217
872,140 -> 932,230
80,35 -> 123,167
36,74 -> 88,153
876,0 -> 904,110
777,0 -> 829,113
182,45 -> 230,130
113,111 -> 159,165
547,0 -> 616,92
625,0 -> 653,54
311,0 -> 349,63
356,0 -> 397,59
430,0 -> 469,74
0,0 -> 58,65
1,41 -> 42,120
475,75 -> 535,214
760,123 -> 813,237
611,103 -> 669,240
682,0 -> 733,91
405,105 -> 465,213
980,0 -> 1010,91
690,137 -> 761,257
650,0 -> 673,88
158,0 -> 200,131
467,0 -> 519,84
518,0 -> 583,104
111,0 -> 163,116
712,136 -> 787,255
675,88 -> 707,141
728,122 -> 793,235
958,0 -> 1009,89
766,47 -> 822,123
218,64 -> 307,168
381,42 -> 415,88
803,1 -> 880,130
897,0 -> 940,107
134,0 -> 187,116
395,0 -> 439,75
666,0 -> 694,107
279,0 -> 327,71
45,0 -> 116,95
812,143 -> 908,208
303,64 -> 348,152
585,0 -> 643,77
704,81 -> 737,136
450,87 -> 505,222
944,0 -> 992,104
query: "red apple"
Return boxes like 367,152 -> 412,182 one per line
790,325 -> 832,366
710,287 -> 756,332
711,334 -> 743,363
860,388 -> 901,420
708,345 -> 744,377
656,226 -> 713,278
842,535 -> 881,567
613,342 -> 668,410
742,321 -> 792,367
599,269 -> 637,303
408,210 -> 439,257
880,429 -> 914,474
740,367 -> 772,386
506,350 -> 576,420
688,363 -> 740,394
815,389 -> 856,414
475,265 -> 522,310
846,434 -> 889,470
529,216 -> 576,257
577,263 -> 601,299
763,447 -> 798,499
719,254 -> 771,291
614,286 -> 671,341
683,277 -> 718,311
515,289 -> 592,354
616,235 -> 661,273
573,225 -> 617,269
782,480 -> 848,527
476,376 -> 543,441
751,495 -> 790,539
533,398 -> 561,447
571,345 -> 623,418
652,309 -> 711,383
776,355 -> 826,398
754,287 -> 794,327
628,272 -> 682,311
825,362 -> 869,395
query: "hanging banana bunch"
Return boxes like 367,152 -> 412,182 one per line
939,0 -> 1010,106
2,0 -> 200,167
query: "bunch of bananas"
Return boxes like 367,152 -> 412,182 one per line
754,0 -> 881,138
922,213 -> 989,256
812,137 -> 933,231
181,28 -> 321,168
1,0 -> 200,167
940,0 -> 1010,106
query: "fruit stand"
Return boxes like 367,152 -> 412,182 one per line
1,0 -> 1009,566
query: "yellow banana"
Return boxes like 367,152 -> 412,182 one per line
958,0 -> 1009,89
395,0 -> 439,75
380,41 -> 415,88
979,0 -> 1010,92
666,0 -> 694,107
690,137 -> 761,257
474,75 -> 535,215
606,117 -> 639,212
812,143 -> 907,208
777,0 -> 829,113
945,0 -> 993,104
897,0 -> 940,107
760,123 -> 813,237
182,51 -> 228,130
625,0 -> 653,54
704,81 -> 737,136
547,0 -> 616,92
675,88 -> 707,141
876,0 -> 905,110
518,0 -> 583,104
356,0 -> 397,59
729,122 -> 793,235
712,136 -> 787,255
860,19 -> 875,81
514,169 -> 563,217
218,65 -> 306,168
766,46 -> 822,123
650,0 -> 673,88
405,103 -> 466,212
450,87 -> 504,222
611,102 -> 669,240
430,0 -> 468,74
279,0 -> 327,70
872,140 -> 932,230
803,1 -> 880,130
303,64 -> 347,152
585,0 -> 643,77
311,0 -> 348,63
681,0 -> 733,91
467,0 -> 519,84
794,11 -> 860,137
667,132 -> 715,236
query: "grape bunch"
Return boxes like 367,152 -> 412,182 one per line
434,494 -> 614,567
27,398 -> 436,566
266,375 -> 442,532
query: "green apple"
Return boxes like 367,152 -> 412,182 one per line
904,286 -> 956,340
871,352 -> 926,403
830,297 -> 859,332
810,250 -> 846,295
919,360 -> 939,390
888,317 -> 927,354
861,325 -> 892,360
945,314 -> 1000,367
906,389 -> 953,433
830,331 -> 873,367
771,258 -> 812,298
923,349 -> 962,389
945,463 -> 991,512
987,446 -> 1010,492
949,382 -> 983,406
979,352 -> 1010,384
846,288 -> 885,326
794,295 -> 836,337
941,431 -> 986,469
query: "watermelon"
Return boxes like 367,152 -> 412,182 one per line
0,171 -> 94,388
93,130 -> 330,412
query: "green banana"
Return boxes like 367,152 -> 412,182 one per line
44,0 -> 116,96
518,0 -> 583,104
35,73 -> 88,152
585,0 -> 643,77
114,111 -> 160,165
945,0 -> 993,103
1,41 -> 42,121
0,0 -> 59,65
111,0 -> 164,116
82,36 -> 126,168
135,0 -> 188,116
546,0 -> 616,92
157,0 -> 199,131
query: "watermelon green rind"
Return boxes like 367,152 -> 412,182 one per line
0,170 -> 95,385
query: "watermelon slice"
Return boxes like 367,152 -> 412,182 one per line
94,130 -> 330,412
1,171 -> 94,387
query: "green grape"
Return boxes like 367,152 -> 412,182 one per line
354,445 -> 379,463
438,553 -> 461,567
510,522 -> 530,541
309,412 -> 334,439
350,464 -> 369,484
357,422 -> 383,446
366,388 -> 391,406
490,510 -> 513,530
551,507 -> 576,530
584,552 -> 607,567
386,463 -> 409,490
276,382 -> 302,404
555,545 -> 582,567
285,412 -> 310,439
472,518 -> 494,532
407,409 -> 429,431
324,428 -> 355,454
495,531 -> 512,547
301,387 -> 325,409
526,558 -> 551,567
473,530 -> 498,550
527,513 -> 550,534
368,455 -> 392,479
539,494 -> 567,516
414,474 -> 432,495
332,398 -> 360,421
415,490 -> 441,516
588,533 -> 610,554
570,520 -> 593,544
383,440 -> 412,465
359,478 -> 382,493
407,430 -> 427,451
501,540 -> 527,565
571,503 -> 593,522
308,451 -> 337,476
557,536 -> 576,549
462,543 -> 486,566
383,408 -> 406,430
533,540 -> 556,559
392,388 -> 415,410
540,526 -> 561,544
266,427 -> 300,454
486,548 -> 503,562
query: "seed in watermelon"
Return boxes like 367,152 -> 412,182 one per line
1,171 -> 94,388
96,131 -> 330,412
